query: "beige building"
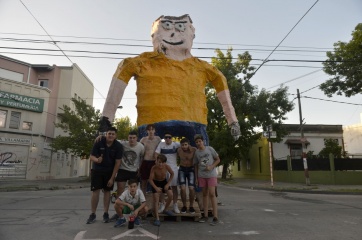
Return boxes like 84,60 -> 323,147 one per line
0,55 -> 93,180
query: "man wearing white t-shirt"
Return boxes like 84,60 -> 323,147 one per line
155,132 -> 181,214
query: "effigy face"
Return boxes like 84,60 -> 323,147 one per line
151,14 -> 195,57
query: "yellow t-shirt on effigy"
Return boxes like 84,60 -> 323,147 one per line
113,52 -> 229,126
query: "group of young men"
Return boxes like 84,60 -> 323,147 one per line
86,124 -> 221,227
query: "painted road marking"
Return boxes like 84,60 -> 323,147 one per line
75,228 -> 159,240
74,231 -> 106,240
112,228 -> 159,239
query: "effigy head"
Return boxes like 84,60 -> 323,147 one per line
151,14 -> 195,57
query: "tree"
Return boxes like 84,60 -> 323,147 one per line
113,116 -> 138,140
320,23 -> 362,97
318,139 -> 346,158
207,48 -> 294,178
51,98 -> 101,157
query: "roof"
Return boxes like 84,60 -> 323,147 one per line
282,124 -> 343,134
284,139 -> 310,145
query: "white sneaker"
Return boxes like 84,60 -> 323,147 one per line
173,203 -> 180,214
158,202 -> 165,213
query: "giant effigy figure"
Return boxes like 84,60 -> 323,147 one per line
100,14 -> 240,145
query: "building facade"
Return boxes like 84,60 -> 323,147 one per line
343,113 -> 362,158
0,55 -> 94,180
231,124 -> 344,180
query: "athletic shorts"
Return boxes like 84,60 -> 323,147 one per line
115,169 -> 138,182
122,204 -> 141,214
178,166 -> 195,187
198,177 -> 218,188
140,160 -> 155,180
151,179 -> 171,193
90,169 -> 114,191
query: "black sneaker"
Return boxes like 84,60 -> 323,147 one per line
86,213 -> 96,224
210,217 -> 220,226
198,216 -> 207,223
103,212 -> 110,223
109,213 -> 119,222
189,207 -> 195,214
181,206 -> 187,214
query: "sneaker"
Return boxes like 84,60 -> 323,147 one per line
134,217 -> 141,226
189,207 -> 195,214
158,202 -> 165,213
153,219 -> 161,226
163,210 -> 175,216
173,203 -> 180,214
114,217 -> 126,227
180,206 -> 187,214
109,213 -> 119,222
198,215 -> 207,223
102,212 -> 110,223
210,217 -> 220,226
86,213 -> 96,224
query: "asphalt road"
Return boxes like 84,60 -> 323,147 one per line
0,184 -> 361,240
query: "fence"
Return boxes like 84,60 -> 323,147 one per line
273,154 -> 362,185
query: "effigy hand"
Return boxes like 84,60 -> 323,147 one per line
98,116 -> 112,133
230,122 -> 241,141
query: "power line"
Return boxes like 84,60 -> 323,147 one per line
0,32 -> 334,51
302,96 -> 362,106
19,0 -> 74,65
0,37 -> 332,54
252,0 -> 320,77
267,69 -> 322,89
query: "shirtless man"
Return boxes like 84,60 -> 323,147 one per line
177,138 -> 197,214
149,154 -> 174,226
139,124 -> 161,194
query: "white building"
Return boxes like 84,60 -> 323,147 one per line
0,55 -> 94,180
273,124 -> 344,160
343,113 -> 362,157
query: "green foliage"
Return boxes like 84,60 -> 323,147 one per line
51,98 -> 101,157
320,23 -> 362,97
318,139 -> 346,158
113,116 -> 138,140
207,48 -> 294,178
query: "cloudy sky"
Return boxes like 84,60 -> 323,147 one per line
1,0 -> 361,127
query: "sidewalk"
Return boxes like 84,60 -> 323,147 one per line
0,176 -> 90,192
220,178 -> 362,195
1,177 -> 362,194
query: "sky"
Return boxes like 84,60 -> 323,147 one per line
1,0 -> 362,128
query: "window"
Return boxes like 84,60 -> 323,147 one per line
38,79 -> 49,88
22,121 -> 33,130
9,111 -> 21,129
290,144 -> 302,160
0,110 -> 7,128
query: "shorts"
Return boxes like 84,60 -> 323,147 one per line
115,169 -> 138,182
151,179 -> 171,193
178,166 -> 195,187
198,177 -> 218,188
90,169 -> 114,191
122,204 -> 141,214
140,160 -> 155,180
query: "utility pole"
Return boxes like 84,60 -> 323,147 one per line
297,89 -> 310,186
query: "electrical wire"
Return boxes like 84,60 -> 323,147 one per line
302,96 -> 362,106
252,0 -> 320,76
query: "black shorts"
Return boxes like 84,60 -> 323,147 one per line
140,160 -> 155,180
115,169 -> 138,182
90,169 -> 114,191
151,179 -> 171,193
